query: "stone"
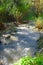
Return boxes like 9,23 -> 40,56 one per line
0,59 -> 4,65
0,22 -> 6,31
2,34 -> 10,38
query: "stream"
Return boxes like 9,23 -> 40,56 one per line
0,24 -> 40,65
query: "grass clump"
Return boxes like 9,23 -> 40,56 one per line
14,54 -> 43,65
35,17 -> 43,29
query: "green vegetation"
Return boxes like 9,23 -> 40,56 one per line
14,53 -> 43,65
35,17 -> 43,29
0,0 -> 43,22
0,0 -> 43,65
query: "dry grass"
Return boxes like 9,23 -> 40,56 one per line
35,18 -> 43,29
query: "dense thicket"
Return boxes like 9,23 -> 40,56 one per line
0,0 -> 43,22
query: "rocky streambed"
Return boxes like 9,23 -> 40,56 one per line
0,24 -> 43,65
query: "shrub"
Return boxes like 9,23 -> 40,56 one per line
35,17 -> 43,29
14,54 -> 43,65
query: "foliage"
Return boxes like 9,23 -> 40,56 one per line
35,17 -> 43,29
14,54 -> 43,65
0,0 -> 14,22
0,0 -> 43,22
9,0 -> 32,21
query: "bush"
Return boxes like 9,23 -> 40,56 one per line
0,0 -> 32,22
35,17 -> 43,29
14,54 -> 43,65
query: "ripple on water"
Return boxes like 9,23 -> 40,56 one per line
0,25 -> 40,65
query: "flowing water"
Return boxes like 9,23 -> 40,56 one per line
0,24 -> 41,65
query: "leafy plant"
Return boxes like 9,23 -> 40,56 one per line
0,0 -> 43,22
14,54 -> 43,65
